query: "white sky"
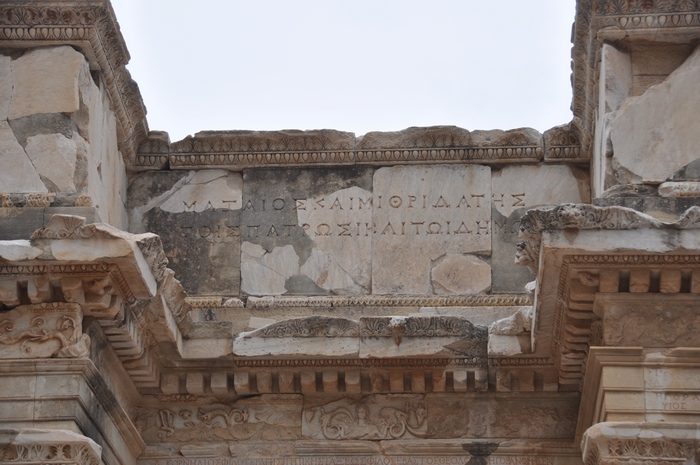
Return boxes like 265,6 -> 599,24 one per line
110,1 -> 576,143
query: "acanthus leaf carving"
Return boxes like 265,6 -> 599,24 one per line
244,316 -> 359,338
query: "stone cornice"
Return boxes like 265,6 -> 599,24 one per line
0,0 -> 149,168
135,126 -> 589,170
516,204 -> 700,274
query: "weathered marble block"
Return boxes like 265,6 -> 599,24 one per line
491,165 -> 590,293
241,167 -> 373,296
372,164 -> 491,295
611,44 -> 700,183
594,294 -> 700,347
128,170 -> 242,296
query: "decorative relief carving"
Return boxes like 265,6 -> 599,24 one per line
142,396 -> 302,442
543,123 -> 584,161
585,438 -> 696,465
30,215 -> 103,240
245,294 -> 532,309
24,192 -> 56,207
1,442 -> 102,465
0,302 -> 90,358
147,127 -> 550,169
360,316 -> 478,338
303,395 -> 428,440
245,316 -> 359,338
593,0 -> 700,15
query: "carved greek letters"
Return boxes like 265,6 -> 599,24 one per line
372,165 -> 492,294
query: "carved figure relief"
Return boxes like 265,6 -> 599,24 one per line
0,303 -> 89,358
141,396 -> 302,442
303,395 -> 428,440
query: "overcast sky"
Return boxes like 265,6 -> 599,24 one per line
110,1 -> 576,142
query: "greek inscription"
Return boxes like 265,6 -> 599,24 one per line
272,198 -> 285,210
150,457 -> 556,465
654,392 -> 700,411
180,224 -> 239,242
315,224 -> 332,236
492,193 -> 528,208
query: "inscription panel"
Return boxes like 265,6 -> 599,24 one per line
241,167 -> 373,296
372,165 -> 491,295
646,391 -> 700,413
144,457 -> 575,465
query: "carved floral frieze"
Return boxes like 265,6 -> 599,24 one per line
0,302 -> 89,358
244,316 -> 359,338
1,442 -> 102,465
583,422 -> 699,465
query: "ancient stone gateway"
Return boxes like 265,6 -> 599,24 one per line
2,2 -> 700,465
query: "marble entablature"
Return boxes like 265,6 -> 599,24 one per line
2,1 -> 700,465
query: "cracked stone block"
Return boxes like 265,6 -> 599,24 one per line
0,121 -> 46,193
128,170 -> 242,295
611,45 -> 700,183
241,167 -> 373,296
372,164 -> 491,295
491,165 -> 589,293
431,253 -> 491,294
9,46 -> 86,120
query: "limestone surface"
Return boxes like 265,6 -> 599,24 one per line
372,164 -> 491,294
491,164 -> 589,292
0,121 -> 46,193
611,45 -> 700,183
241,243 -> 300,296
9,46 -> 86,120
24,133 -> 84,193
430,253 -> 491,294
296,185 -> 372,294
0,55 -> 11,121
